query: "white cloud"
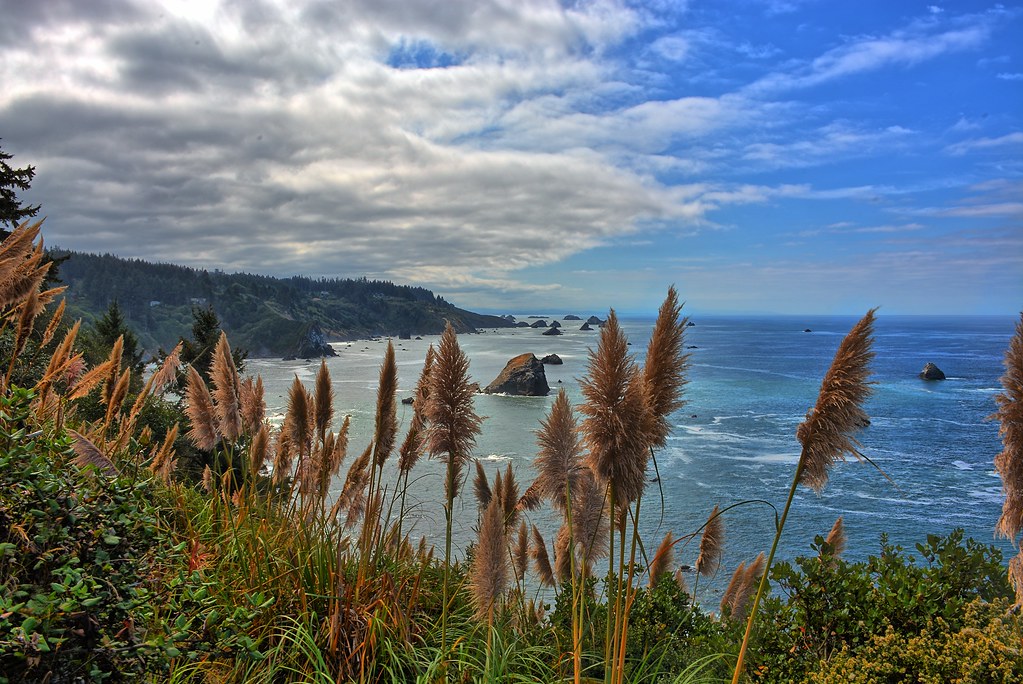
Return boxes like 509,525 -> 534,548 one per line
996,72 -> 1023,80
944,131 -> 1023,155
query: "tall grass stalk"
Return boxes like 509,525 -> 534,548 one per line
425,323 -> 483,660
730,308 -> 876,683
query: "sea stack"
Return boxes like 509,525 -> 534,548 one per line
483,354 -> 550,396
919,362 -> 946,380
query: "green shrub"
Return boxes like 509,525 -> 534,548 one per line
0,388 -> 191,682
808,598 -> 1023,684
749,531 -> 1014,683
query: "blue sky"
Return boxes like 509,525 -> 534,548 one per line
0,0 -> 1020,314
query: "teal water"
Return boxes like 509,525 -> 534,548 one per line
246,314 -> 1018,603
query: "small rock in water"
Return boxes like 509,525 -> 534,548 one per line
919,362 -> 946,380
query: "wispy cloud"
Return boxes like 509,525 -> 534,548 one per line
945,131 -> 1023,156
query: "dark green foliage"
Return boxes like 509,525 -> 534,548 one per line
0,141 -> 40,231
0,388 -> 169,681
51,250 -> 513,356
177,305 -> 246,382
748,530 -> 1014,683
80,300 -> 146,379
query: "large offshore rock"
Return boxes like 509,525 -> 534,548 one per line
919,362 -> 946,380
483,353 -> 550,396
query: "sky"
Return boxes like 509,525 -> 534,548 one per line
0,0 -> 1020,315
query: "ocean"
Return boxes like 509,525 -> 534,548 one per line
245,313 -> 1019,602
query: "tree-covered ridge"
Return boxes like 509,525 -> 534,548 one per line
51,249 -> 512,357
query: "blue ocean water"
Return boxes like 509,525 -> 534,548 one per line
247,313 -> 1018,602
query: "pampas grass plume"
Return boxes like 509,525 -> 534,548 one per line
796,309 -> 876,492
580,310 -> 648,504
426,323 -> 483,503
643,286 -> 689,450
313,360 -> 334,440
994,313 -> 1023,605
471,496 -> 509,621
533,388 -> 583,510
824,516 -> 846,558
532,526 -> 556,588
696,505 -> 724,577
184,365 -> 219,451
211,332 -> 242,441
649,532 -> 674,588
473,460 -> 492,508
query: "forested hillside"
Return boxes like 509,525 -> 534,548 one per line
52,249 -> 512,357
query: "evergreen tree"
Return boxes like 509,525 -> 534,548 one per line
178,305 -> 246,383
0,140 -> 41,233
82,301 -> 147,393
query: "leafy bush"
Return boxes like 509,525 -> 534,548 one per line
0,388 -> 172,681
808,598 -> 1023,684
749,530 -> 1014,683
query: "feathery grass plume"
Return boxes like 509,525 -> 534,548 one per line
695,505 -> 725,577
500,462 -> 521,527
210,332 -> 242,442
38,298 -> 66,349
471,495 -> 510,621
66,355 -> 116,401
426,323 -> 484,655
426,323 -> 483,502
337,444 -> 372,527
516,480 -> 542,512
272,428 -> 293,487
554,524 -> 573,583
533,388 -> 584,510
649,532 -> 675,588
151,342 -> 183,393
103,368 -> 131,428
286,375 -> 313,466
0,221 -> 41,282
732,310 -> 878,684
580,310 -> 649,505
202,465 -> 214,493
36,300 -> 65,354
313,359 -> 334,440
729,553 -> 766,622
239,376 -> 266,435
514,521 -> 529,582
69,430 -> 118,477
184,365 -> 219,451
823,516 -> 846,558
796,309 -> 877,492
249,423 -> 271,478
40,319 -> 80,385
373,341 -> 398,467
995,314 -> 1023,543
474,459 -> 493,508
11,288 -> 39,358
398,346 -> 436,474
1010,552 -> 1023,608
329,415 -> 350,476
151,423 -> 179,483
720,561 -> 747,618
673,568 -> 689,594
100,336 -> 124,407
314,431 -> 337,502
531,526 -> 556,588
0,222 -> 50,311
994,313 -> 1023,605
572,470 -> 609,576
642,286 -> 690,449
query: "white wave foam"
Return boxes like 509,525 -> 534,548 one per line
480,454 -> 513,462
951,460 -> 973,471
